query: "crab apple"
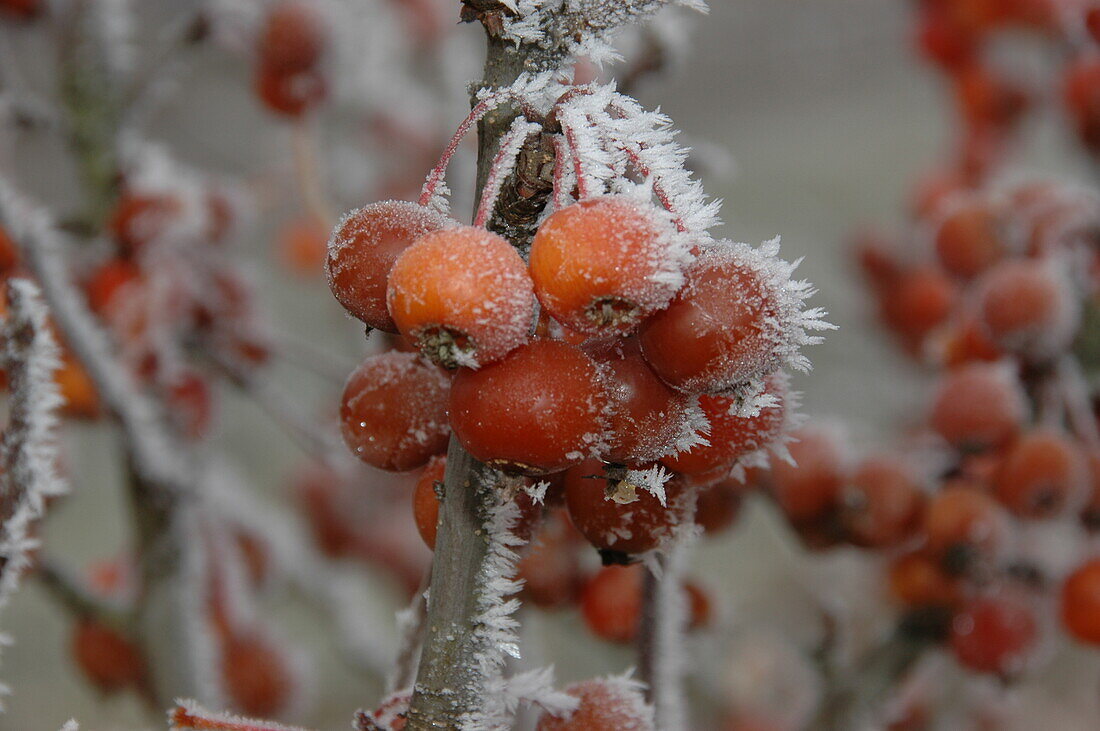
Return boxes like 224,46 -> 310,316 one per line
769,426 -> 845,526
842,455 -> 926,548
71,619 -> 146,693
663,373 -> 789,476
294,464 -> 357,557
929,362 -> 1026,452
254,68 -> 327,117
1064,55 -> 1100,155
955,64 -> 1029,132
257,1 -> 326,74
888,552 -> 962,609
940,315 -> 1003,366
638,242 -> 810,394
84,259 -> 141,316
55,352 -> 100,419
564,460 -> 681,556
448,340 -> 608,475
581,564 -> 643,643
519,509 -> 586,609
0,226 -> 18,276
0,0 -> 40,19
993,430 -> 1086,519
923,486 -> 1012,569
1061,559 -> 1100,645
164,371 -> 214,441
536,677 -> 654,731
278,217 -> 328,276
976,259 -> 1078,359
222,630 -> 294,718
108,192 -> 181,255
326,201 -> 451,330
528,196 -> 684,335
694,477 -> 744,535
339,351 -> 450,472
949,595 -> 1039,676
933,198 -> 1006,279
413,455 -> 445,550
591,339 -> 700,464
879,266 -> 958,347
388,226 -> 536,368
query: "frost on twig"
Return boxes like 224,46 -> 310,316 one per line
0,279 -> 66,709
502,0 -> 709,69
169,698 -> 315,731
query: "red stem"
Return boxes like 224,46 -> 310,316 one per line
418,92 -> 508,207
473,117 -> 536,228
551,135 -> 572,209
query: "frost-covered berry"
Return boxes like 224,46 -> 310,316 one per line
949,595 -> 1038,676
71,619 -> 146,693
1061,559 -> 1100,645
339,352 -> 450,472
254,1 -> 328,117
529,196 -> 687,335
923,486 -> 1012,566
993,429 -> 1086,519
448,340 -> 608,475
929,362 -> 1027,452
563,459 -> 679,556
976,258 -> 1078,360
589,339 -> 701,465
326,201 -> 452,331
880,265 -> 958,346
663,372 -> 790,477
841,454 -> 925,548
536,676 -> 655,731
638,239 -> 826,395
387,226 -> 536,369
934,198 -> 1006,279
413,455 -> 445,550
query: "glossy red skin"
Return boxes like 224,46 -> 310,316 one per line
72,620 -> 146,693
993,430 -> 1085,518
580,564 -> 643,643
325,201 -> 450,330
769,428 -> 845,525
536,678 -> 654,731
949,596 -> 1038,676
413,456 -> 445,550
449,340 -> 607,475
222,631 -> 293,718
639,254 -> 778,394
1061,559 -> 1100,645
339,352 -> 450,472
929,363 -> 1026,451
596,343 -> 693,464
563,460 -> 679,554
693,478 -> 744,535
663,377 -> 786,476
842,456 -> 926,548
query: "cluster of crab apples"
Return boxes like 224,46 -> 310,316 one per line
326,193 -> 819,557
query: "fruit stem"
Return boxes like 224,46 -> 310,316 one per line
551,135 -> 573,209
417,90 -> 510,209
472,116 -> 540,228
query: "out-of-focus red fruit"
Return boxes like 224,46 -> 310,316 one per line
535,677 -> 655,730
976,259 -> 1077,359
923,486 -> 1012,568
339,352 -> 450,472
910,168 -> 969,221
880,266 -> 958,347
257,1 -> 326,74
108,193 -> 180,255
580,564 -> 643,643
254,67 -> 327,117
234,529 -> 271,588
842,455 -> 926,548
1061,558 -> 1100,645
278,217 -> 328,276
0,225 -> 19,276
165,371 -> 214,440
1064,55 -> 1100,156
388,226 -> 536,368
915,11 -> 977,71
993,429 -> 1086,518
955,64 -> 1029,131
71,619 -> 146,693
529,196 -> 682,335
55,352 -> 100,419
0,0 -> 41,20
1089,8 -> 1100,44
85,259 -> 142,316
940,315 -> 1003,366
325,201 -> 452,331
663,374 -> 789,476
769,427 -> 845,525
1081,453 -> 1100,531
934,198 -> 1006,279
222,630 -> 294,718
519,509 -> 586,609
563,460 -> 680,556
449,340 -> 608,475
949,595 -> 1038,676
929,363 -> 1026,451
888,552 -> 962,609
413,455 -> 445,550
294,464 -> 356,557
693,478 -> 744,535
